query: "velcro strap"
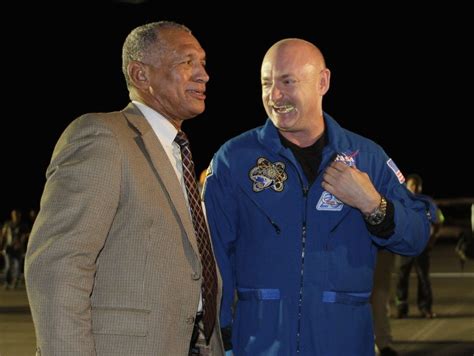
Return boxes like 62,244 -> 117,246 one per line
237,288 -> 281,300
322,291 -> 371,305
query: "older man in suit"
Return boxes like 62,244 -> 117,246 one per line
25,21 -> 224,355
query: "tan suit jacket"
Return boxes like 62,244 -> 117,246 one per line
25,103 -> 224,355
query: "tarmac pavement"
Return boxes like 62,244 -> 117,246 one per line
1,240 -> 473,356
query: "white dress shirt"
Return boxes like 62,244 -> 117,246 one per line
133,101 -> 203,312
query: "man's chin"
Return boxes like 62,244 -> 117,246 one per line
272,117 -> 296,131
189,104 -> 206,117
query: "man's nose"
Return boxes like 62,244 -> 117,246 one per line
270,84 -> 283,101
196,64 -> 209,83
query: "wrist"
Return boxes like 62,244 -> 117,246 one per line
364,196 -> 387,225
361,194 -> 382,216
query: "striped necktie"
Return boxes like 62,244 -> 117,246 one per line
175,131 -> 217,343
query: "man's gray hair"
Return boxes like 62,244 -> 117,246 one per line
122,21 -> 191,87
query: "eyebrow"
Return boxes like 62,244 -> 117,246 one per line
262,72 -> 293,78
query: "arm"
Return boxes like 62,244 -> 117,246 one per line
203,156 -> 238,351
371,156 -> 431,255
427,202 -> 444,249
25,115 -> 121,355
322,155 -> 430,255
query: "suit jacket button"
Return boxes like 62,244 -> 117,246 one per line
186,316 -> 195,324
192,272 -> 201,280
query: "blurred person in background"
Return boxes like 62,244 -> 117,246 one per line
395,173 -> 444,318
1,209 -> 28,289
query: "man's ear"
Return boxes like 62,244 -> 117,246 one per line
319,68 -> 331,95
128,61 -> 148,87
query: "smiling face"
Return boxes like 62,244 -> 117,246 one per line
261,39 -> 330,146
134,28 -> 209,127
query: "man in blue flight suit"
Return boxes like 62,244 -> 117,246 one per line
203,38 -> 431,355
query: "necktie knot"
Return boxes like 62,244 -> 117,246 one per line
174,131 -> 189,148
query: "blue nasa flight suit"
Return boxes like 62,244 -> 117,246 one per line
204,114 -> 430,356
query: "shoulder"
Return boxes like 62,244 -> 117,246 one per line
342,128 -> 385,156
333,126 -> 390,175
70,110 -> 126,131
216,126 -> 263,157
326,115 -> 403,185
210,125 -> 265,179
59,110 -> 129,143
51,111 -> 128,160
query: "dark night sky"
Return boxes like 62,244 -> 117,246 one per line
2,2 -> 472,219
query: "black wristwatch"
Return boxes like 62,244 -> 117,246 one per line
364,196 -> 387,225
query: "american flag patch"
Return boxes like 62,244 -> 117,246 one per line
387,159 -> 405,183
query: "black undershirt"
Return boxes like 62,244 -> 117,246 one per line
279,131 -> 326,186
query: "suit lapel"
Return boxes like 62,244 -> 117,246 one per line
122,104 -> 200,258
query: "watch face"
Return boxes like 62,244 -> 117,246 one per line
365,197 -> 387,225
367,211 -> 385,225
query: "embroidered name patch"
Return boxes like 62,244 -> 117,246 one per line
316,191 -> 344,211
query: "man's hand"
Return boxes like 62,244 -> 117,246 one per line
322,161 -> 380,215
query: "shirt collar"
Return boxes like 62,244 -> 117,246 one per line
132,100 -> 179,150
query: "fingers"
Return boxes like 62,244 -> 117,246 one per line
321,180 -> 332,193
329,161 -> 347,172
323,161 -> 348,185
322,162 -> 341,194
